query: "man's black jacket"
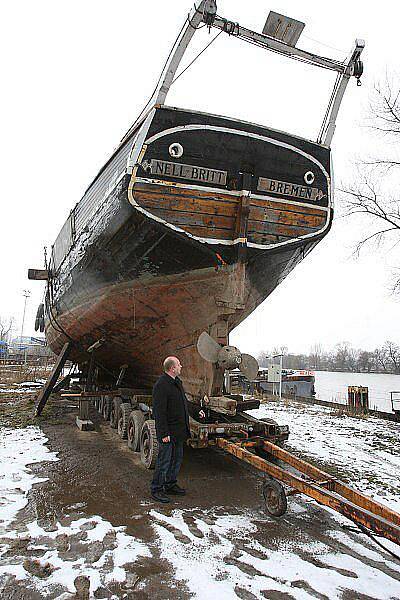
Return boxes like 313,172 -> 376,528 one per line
152,373 -> 190,442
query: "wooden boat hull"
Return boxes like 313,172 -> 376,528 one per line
46,106 -> 332,398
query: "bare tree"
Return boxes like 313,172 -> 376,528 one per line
272,345 -> 288,357
257,350 -> 271,368
383,340 -> 400,373
332,341 -> 358,371
357,350 -> 374,373
340,79 -> 400,290
373,346 -> 388,372
0,316 -> 14,343
309,343 -> 323,369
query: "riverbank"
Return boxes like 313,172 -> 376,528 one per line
314,370 -> 400,413
263,393 -> 400,422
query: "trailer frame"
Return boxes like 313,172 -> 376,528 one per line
60,384 -> 400,549
217,437 -> 400,547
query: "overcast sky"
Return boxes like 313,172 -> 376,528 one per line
1,0 -> 399,355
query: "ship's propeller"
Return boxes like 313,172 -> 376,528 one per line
197,331 -> 259,381
239,353 -> 259,382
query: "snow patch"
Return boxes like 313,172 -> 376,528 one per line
0,427 -> 150,597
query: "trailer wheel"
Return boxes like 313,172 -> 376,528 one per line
140,420 -> 159,469
128,410 -> 146,451
102,395 -> 112,421
110,397 -> 121,429
262,479 -> 287,517
118,403 -> 131,439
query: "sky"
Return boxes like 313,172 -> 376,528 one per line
1,0 -> 399,356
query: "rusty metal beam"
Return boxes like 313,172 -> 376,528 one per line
35,342 -> 72,416
262,440 -> 400,528
217,438 -> 400,546
61,388 -> 150,398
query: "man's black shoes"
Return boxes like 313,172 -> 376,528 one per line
151,491 -> 171,503
164,484 -> 186,496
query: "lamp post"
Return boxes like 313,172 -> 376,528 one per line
274,354 -> 283,400
20,290 -> 31,364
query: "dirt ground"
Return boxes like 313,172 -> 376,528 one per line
0,393 -> 399,599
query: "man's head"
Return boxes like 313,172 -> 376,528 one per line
163,356 -> 182,378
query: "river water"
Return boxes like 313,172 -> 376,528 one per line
314,370 -> 400,413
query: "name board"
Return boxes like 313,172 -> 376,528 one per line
145,159 -> 227,186
258,177 -> 325,202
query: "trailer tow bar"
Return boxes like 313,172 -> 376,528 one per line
216,437 -> 400,547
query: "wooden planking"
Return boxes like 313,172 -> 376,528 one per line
138,190 -> 325,228
144,205 -> 235,230
175,224 -> 234,240
249,220 -> 319,238
137,192 -> 237,218
249,205 -> 326,228
134,181 -> 327,243
250,231 -> 300,244
250,197 -> 328,216
135,181 -> 238,205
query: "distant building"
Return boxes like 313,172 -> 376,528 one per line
7,336 -> 52,362
12,336 -> 46,347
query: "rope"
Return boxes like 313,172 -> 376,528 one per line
347,517 -> 400,562
171,30 -> 223,86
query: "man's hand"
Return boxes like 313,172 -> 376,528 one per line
162,436 -> 170,443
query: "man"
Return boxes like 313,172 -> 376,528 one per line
151,356 -> 190,503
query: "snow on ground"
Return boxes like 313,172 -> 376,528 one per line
0,427 -> 150,598
0,428 -> 58,529
149,402 -> 400,600
0,403 -> 400,599
150,503 -> 400,600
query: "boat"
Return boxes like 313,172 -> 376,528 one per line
29,2 -> 364,404
257,368 -> 316,397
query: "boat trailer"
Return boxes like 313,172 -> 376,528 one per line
80,391 -> 400,549
217,437 -> 400,547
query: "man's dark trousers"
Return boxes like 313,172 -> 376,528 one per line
151,437 -> 184,493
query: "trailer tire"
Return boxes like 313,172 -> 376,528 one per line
140,420 -> 158,469
262,478 -> 287,517
34,303 -> 44,332
118,403 -> 131,439
110,397 -> 121,429
102,395 -> 112,421
127,410 -> 145,451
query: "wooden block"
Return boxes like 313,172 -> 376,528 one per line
76,417 -> 95,431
